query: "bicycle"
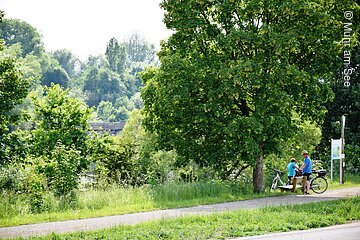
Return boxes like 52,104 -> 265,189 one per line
270,169 -> 288,190
309,169 -> 328,194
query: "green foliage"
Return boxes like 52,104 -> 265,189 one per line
44,143 -> 83,197
96,101 -> 117,122
124,33 -> 157,66
16,147 -> 82,213
1,84 -> 93,200
0,164 -> 22,191
0,42 -> 31,165
41,65 -> 70,88
317,42 -> 360,173
27,170 -> 46,213
86,132 -> 134,185
117,110 -> 178,185
82,66 -> 125,107
30,84 -> 92,157
0,178 -> 283,227
142,0 -> 352,192
95,98 -> 136,122
151,180 -> 252,206
345,144 -> 360,174
0,46 -> 29,130
52,49 -> 82,79
265,113 -> 322,185
105,38 -> 126,74
0,18 -> 44,57
38,53 -> 70,88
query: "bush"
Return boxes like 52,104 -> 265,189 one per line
0,165 -> 23,192
18,163 -> 47,213
345,144 -> 360,174
40,142 -> 84,197
28,174 -> 46,213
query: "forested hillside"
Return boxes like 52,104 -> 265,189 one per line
0,18 -> 157,122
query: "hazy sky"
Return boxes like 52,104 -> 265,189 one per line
0,0 -> 172,60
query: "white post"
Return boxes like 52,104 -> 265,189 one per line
331,157 -> 333,182
340,116 -> 345,184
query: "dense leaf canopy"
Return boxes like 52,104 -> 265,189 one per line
142,0 -> 358,191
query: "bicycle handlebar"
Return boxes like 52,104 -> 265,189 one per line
272,169 -> 284,174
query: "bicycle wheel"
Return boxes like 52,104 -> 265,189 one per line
271,178 -> 278,190
310,176 -> 328,194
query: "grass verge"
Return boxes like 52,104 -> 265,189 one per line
2,174 -> 359,227
17,197 -> 360,240
0,181 -> 284,227
329,174 -> 360,189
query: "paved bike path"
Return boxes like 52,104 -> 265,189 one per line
1,187 -> 359,238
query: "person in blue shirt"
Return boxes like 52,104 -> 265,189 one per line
287,158 -> 299,182
300,150 -> 312,194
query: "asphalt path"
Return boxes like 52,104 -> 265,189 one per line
1,187 -> 359,239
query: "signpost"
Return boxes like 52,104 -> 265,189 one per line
330,116 -> 345,184
331,139 -> 341,182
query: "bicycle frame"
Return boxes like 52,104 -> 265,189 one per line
271,170 -> 286,190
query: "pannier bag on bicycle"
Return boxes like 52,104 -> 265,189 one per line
317,169 -> 326,177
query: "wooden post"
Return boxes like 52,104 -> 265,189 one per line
291,177 -> 297,192
302,176 -> 307,193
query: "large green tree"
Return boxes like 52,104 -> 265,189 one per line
141,0 -> 358,192
105,38 -> 126,75
0,41 -> 30,165
83,66 -> 126,107
317,42 -> 360,173
41,65 -> 70,88
52,49 -> 82,79
0,18 -> 44,57
124,33 -> 156,66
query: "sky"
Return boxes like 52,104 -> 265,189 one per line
0,0 -> 173,60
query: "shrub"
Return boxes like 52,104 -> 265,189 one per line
44,142 -> 83,197
345,144 -> 360,174
20,163 -> 47,213
0,164 -> 23,192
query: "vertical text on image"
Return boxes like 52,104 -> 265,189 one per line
343,11 -> 353,88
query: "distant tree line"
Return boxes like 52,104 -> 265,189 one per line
0,18 -> 158,122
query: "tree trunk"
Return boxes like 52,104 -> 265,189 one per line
253,153 -> 264,193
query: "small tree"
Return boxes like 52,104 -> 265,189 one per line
31,84 -> 92,159
47,142 -> 83,197
23,85 -> 93,198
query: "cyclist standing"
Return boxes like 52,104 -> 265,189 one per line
300,150 -> 312,194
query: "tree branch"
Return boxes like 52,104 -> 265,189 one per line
233,164 -> 250,179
